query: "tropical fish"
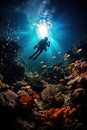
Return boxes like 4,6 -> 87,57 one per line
52,56 -> 56,59
25,85 -> 31,89
64,53 -> 70,60
40,61 -> 44,64
59,78 -> 64,82
53,65 -> 60,70
57,51 -> 62,54
76,48 -> 83,53
42,64 -> 47,68
53,76 -> 57,79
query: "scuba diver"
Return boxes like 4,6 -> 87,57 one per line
29,37 -> 50,60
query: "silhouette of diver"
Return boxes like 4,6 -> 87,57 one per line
29,37 -> 50,60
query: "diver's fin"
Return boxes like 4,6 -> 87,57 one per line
33,56 -> 37,60
29,56 -> 33,59
33,57 -> 36,60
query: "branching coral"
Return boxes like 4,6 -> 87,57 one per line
66,60 -> 87,87
72,60 -> 87,74
37,107 -> 76,127
29,91 -> 40,100
65,60 -> 87,81
18,91 -> 40,109
67,72 -> 87,86
19,93 -> 32,105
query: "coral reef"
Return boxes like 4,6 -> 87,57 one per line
41,84 -> 64,108
37,107 -> 76,127
42,65 -> 64,84
0,37 -> 25,84
0,37 -> 87,130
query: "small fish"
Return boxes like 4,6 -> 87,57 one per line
57,51 -> 62,54
53,65 -> 58,69
25,85 -> 31,89
53,76 -> 57,79
59,79 -> 64,82
42,64 -> 47,68
40,61 -> 44,64
53,65 -> 60,70
76,48 -> 83,53
52,56 -> 56,59
64,53 -> 70,60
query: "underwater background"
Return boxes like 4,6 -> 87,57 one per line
0,0 -> 87,130
0,0 -> 87,74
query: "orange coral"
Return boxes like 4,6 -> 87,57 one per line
74,88 -> 84,93
29,91 -> 40,100
0,80 -> 2,88
19,92 -> 40,108
19,93 -> 32,105
38,107 -> 76,127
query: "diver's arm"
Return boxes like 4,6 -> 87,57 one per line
47,41 -> 50,47
33,44 -> 39,49
33,40 -> 42,49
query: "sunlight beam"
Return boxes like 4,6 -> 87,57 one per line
36,20 -> 50,38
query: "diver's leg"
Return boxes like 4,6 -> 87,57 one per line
29,49 -> 39,59
33,50 -> 43,60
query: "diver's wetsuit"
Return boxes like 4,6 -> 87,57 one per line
29,37 -> 50,60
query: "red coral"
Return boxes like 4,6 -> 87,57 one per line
29,91 -> 40,100
18,91 -> 40,109
37,107 -> 76,127
19,93 -> 32,105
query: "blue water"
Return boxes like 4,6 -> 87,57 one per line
0,0 -> 87,74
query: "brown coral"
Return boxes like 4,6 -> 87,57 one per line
0,80 -> 2,88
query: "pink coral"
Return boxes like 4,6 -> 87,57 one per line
74,60 -> 87,73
